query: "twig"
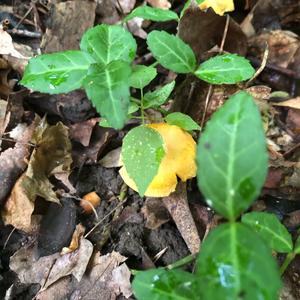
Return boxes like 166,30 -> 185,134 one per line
200,14 -> 230,129
200,85 -> 213,130
14,5 -> 33,29
3,228 -> 16,250
84,198 -> 127,238
219,14 -> 230,53
153,247 -> 168,263
246,44 -> 269,87
7,28 -> 42,38
248,56 -> 300,80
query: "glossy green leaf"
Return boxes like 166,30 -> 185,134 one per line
121,126 -> 165,196
195,54 -> 255,84
197,223 -> 282,300
165,112 -> 200,131
20,50 -> 94,94
147,31 -> 196,73
124,5 -> 179,23
133,268 -> 199,300
143,80 -> 175,109
128,101 -> 140,114
130,65 -> 157,89
294,236 -> 300,254
80,24 -> 137,64
83,61 -> 131,129
242,212 -> 293,253
197,91 -> 268,220
99,101 -> 140,128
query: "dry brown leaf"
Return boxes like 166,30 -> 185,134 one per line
147,0 -> 171,9
0,116 -> 39,204
2,173 -> 34,232
178,3 -> 247,61
0,25 -> 27,59
35,251 -> 132,300
22,117 -> 72,204
142,198 -> 170,229
10,237 -> 93,290
99,147 -> 122,168
61,224 -> 86,254
273,97 -> 300,110
69,118 -> 98,147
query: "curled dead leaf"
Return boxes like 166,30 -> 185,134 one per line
120,123 -> 196,197
199,0 -> 235,16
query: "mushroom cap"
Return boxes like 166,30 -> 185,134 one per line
199,0 -> 234,16
119,123 -> 197,197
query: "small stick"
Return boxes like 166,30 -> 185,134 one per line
246,44 -> 269,87
220,14 -> 230,53
162,182 -> 200,254
7,28 -> 42,38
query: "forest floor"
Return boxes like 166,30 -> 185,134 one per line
1,0 -> 300,299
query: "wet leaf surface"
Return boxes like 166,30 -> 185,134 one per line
197,92 -> 268,220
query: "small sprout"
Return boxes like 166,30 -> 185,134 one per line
120,123 -> 196,197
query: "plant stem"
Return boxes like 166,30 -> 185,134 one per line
166,253 -> 198,270
280,252 -> 295,275
140,88 -> 145,124
150,61 -> 159,68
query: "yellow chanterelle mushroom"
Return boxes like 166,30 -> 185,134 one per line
199,0 -> 234,16
119,123 -> 197,197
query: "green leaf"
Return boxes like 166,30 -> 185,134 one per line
294,236 -> 300,254
195,54 -> 255,84
20,50 -> 94,94
128,101 -> 140,114
143,80 -> 175,109
147,31 -> 196,73
124,5 -> 179,23
132,268 -> 199,300
121,126 -> 165,196
83,61 -> 131,130
197,223 -> 282,300
130,65 -> 157,89
242,212 -> 293,253
165,112 -> 200,131
100,101 -> 140,128
80,24 -> 137,65
197,91 -> 268,220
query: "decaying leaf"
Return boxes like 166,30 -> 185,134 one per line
99,147 -> 122,168
147,0 -> 171,9
0,116 -> 39,204
2,174 -> 34,232
120,123 -> 196,197
69,118 -> 98,147
10,236 -> 93,290
61,224 -> 86,254
273,97 -> 300,110
199,0 -> 235,16
0,25 -> 27,59
22,117 -> 72,203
